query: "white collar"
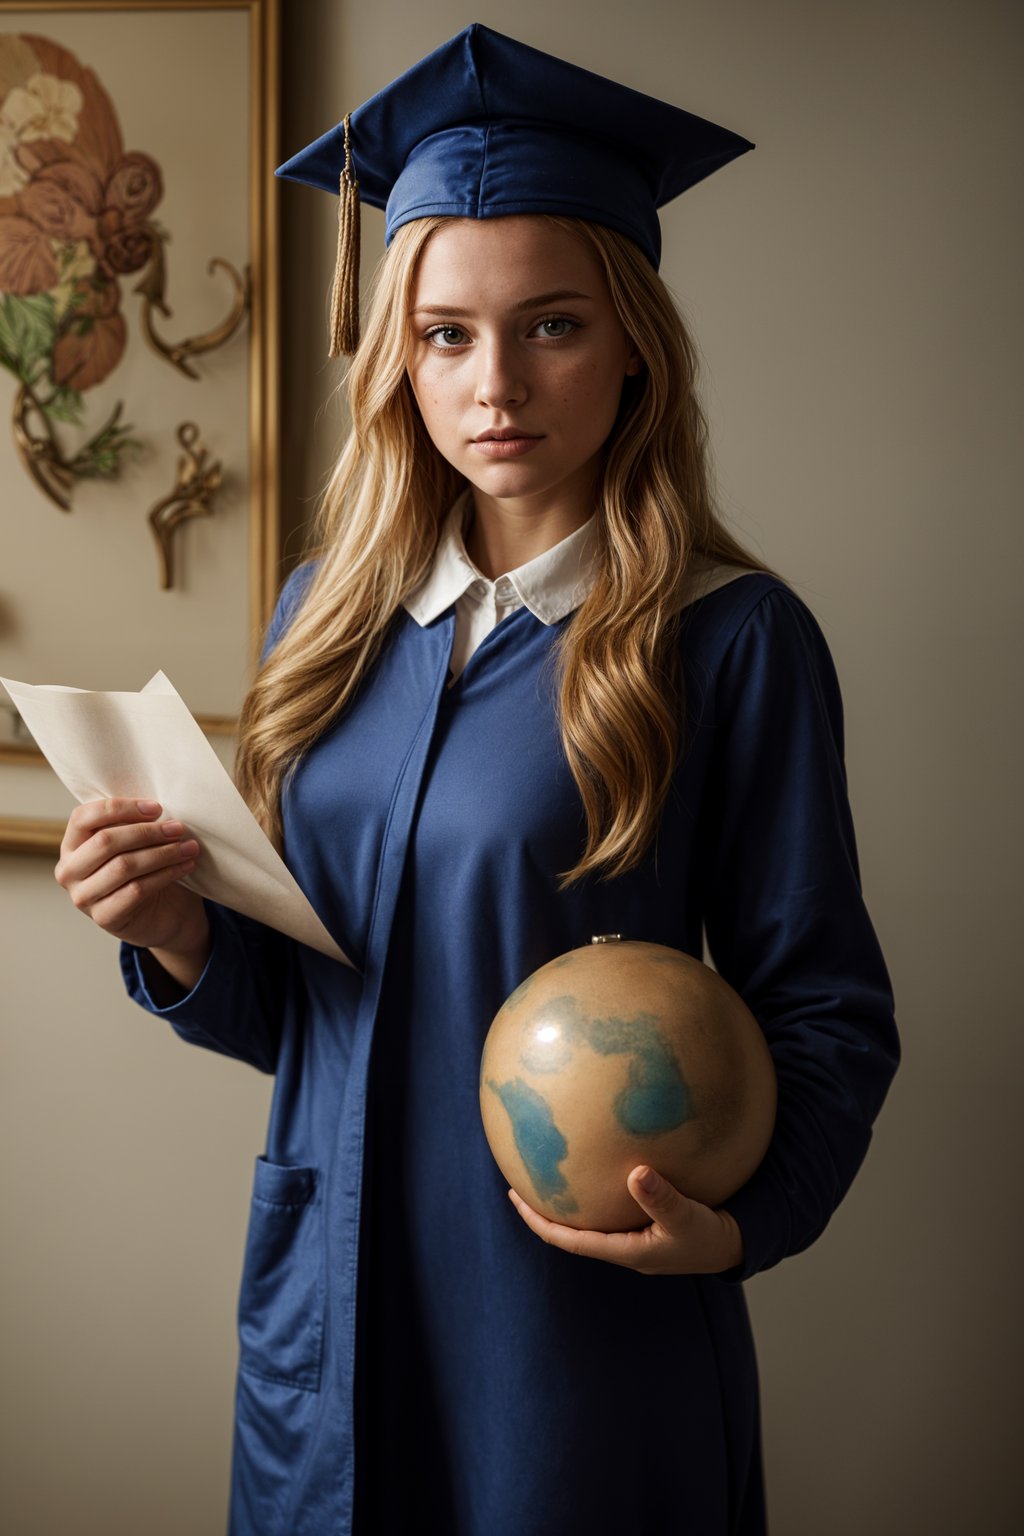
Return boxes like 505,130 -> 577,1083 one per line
403,490 -> 600,628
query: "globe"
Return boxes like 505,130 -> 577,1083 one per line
479,937 -> 777,1232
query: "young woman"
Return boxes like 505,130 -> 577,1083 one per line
54,25 -> 899,1536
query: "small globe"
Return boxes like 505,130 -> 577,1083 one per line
480,938 -> 777,1232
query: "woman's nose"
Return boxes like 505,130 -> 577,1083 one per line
474,337 -> 527,409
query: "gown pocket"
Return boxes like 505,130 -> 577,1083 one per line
237,1156 -> 324,1392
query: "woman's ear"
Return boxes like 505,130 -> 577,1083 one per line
624,339 -> 644,377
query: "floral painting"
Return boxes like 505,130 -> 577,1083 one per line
0,32 -> 162,485
0,0 -> 274,857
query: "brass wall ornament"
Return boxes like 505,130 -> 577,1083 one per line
148,421 -> 222,590
10,369 -> 138,512
136,243 -> 252,380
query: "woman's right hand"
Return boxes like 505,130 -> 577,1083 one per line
55,798 -> 209,966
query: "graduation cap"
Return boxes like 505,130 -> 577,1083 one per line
275,22 -> 754,357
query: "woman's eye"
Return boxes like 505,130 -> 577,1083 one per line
533,317 -> 577,339
426,325 -> 469,348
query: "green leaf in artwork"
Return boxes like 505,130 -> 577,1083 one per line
0,293 -> 58,376
44,386 -> 85,425
67,417 -> 141,480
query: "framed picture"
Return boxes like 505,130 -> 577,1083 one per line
0,0 -> 281,854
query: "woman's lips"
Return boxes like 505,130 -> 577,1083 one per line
471,435 -> 545,459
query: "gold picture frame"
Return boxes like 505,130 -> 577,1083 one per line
0,0 -> 281,855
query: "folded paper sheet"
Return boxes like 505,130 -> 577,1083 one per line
1,671 -> 352,967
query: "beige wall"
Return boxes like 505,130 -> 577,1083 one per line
3,0 -> 1022,1531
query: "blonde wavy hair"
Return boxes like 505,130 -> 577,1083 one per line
236,214 -> 776,887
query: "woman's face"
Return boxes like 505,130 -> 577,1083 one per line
406,217 -> 641,510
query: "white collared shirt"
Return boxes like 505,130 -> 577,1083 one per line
402,489 -> 755,683
402,491 -> 601,682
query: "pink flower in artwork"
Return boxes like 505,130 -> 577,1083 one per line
98,151 -> 163,278
34,155 -> 106,217
104,151 -> 162,224
99,223 -> 157,279
16,170 -> 97,247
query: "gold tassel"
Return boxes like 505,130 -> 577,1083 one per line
328,113 -> 360,357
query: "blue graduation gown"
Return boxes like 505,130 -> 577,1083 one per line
121,567 -> 899,1535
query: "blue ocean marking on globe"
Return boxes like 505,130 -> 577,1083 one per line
588,1012 -> 692,1136
513,996 -> 693,1138
485,1074 -> 578,1213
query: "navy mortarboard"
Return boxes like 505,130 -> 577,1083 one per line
275,22 -> 754,357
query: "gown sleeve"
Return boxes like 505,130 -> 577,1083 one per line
118,561 -> 318,1074
700,584 -> 900,1281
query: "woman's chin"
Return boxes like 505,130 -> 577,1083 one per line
457,455 -> 579,506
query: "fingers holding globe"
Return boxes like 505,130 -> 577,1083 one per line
479,937 -> 777,1233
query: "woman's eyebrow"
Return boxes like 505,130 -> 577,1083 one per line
411,289 -> 594,317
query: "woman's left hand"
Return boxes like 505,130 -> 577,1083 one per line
507,1165 -> 745,1276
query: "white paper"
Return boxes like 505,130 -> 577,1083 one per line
1,671 -> 352,967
